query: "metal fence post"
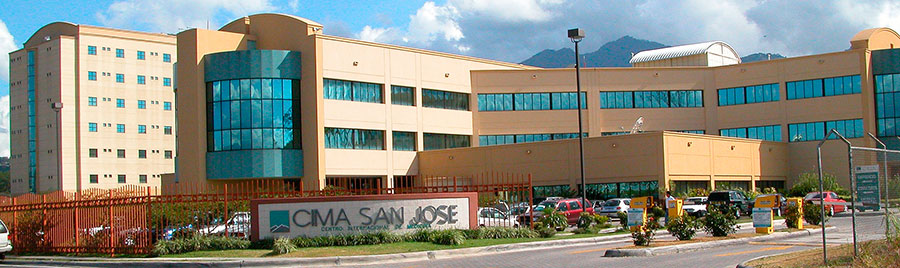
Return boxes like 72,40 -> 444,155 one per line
108,189 -> 114,256
74,191 -> 80,250
848,145 -> 858,257
868,133 -> 890,239
224,184 -> 229,238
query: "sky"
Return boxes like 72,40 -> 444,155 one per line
0,0 -> 899,157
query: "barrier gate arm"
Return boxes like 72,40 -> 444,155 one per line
817,129 -> 853,263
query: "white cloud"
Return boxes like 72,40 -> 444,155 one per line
97,0 -> 277,33
288,0 -> 299,12
0,95 -> 8,157
0,19 -> 18,83
351,0 -> 900,63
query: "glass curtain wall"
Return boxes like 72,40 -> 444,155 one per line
206,78 -> 301,151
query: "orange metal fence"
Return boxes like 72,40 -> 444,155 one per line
0,173 -> 532,255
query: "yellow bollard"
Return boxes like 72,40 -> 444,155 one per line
667,199 -> 683,219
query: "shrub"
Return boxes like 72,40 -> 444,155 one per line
616,211 -> 628,230
464,227 -> 537,239
803,203 -> 829,226
631,216 -> 661,246
429,229 -> 466,245
701,204 -> 739,237
665,215 -> 698,240
783,204 -> 801,229
15,211 -> 51,252
250,238 -> 274,249
271,237 -> 297,255
650,206 -> 666,220
152,236 -> 250,256
688,188 -> 710,198
574,213 -> 611,234
291,231 -> 404,248
788,173 -> 849,197
536,226 -> 557,238
537,208 -> 568,232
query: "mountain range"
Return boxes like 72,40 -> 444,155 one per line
519,36 -> 785,68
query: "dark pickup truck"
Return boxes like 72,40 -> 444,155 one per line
708,190 -> 752,217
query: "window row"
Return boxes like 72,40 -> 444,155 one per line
87,46 -> 171,63
717,83 -> 779,106
477,92 -> 586,111
87,97 -> 171,110
88,174 -> 154,184
788,119 -> 863,142
87,71 -> 171,86
209,79 -> 296,102
423,89 -> 469,111
324,78 -> 383,103
207,100 -> 295,131
786,75 -> 860,100
719,125 -> 782,142
424,133 -> 470,150
88,148 -> 172,159
325,128 -> 385,150
208,128 -> 299,152
87,123 -> 171,134
602,130 -> 705,136
392,86 -> 415,106
479,133 -> 586,146
600,90 -> 703,109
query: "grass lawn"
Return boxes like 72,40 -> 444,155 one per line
163,230 -> 630,258
745,239 -> 899,268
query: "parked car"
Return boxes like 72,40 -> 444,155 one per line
477,207 -> 521,227
750,194 -> 787,217
199,212 -> 251,239
0,219 -> 10,259
682,197 -> 708,217
518,198 -> 594,227
507,204 -> 532,217
708,190 -> 752,217
597,198 -> 631,219
804,191 -> 848,216
591,199 -> 606,211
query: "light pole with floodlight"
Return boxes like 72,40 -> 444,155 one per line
568,28 -> 587,210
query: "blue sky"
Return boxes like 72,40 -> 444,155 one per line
0,0 -> 899,157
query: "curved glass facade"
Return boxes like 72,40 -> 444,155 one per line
206,78 -> 300,151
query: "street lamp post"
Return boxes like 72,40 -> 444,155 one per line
568,28 -> 587,210
52,102 -> 63,192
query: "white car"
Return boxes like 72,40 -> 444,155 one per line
0,219 -> 10,259
682,197 -> 708,217
597,198 -> 631,219
477,207 -> 521,227
199,212 -> 251,239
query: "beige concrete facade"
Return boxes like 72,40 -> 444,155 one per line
470,28 -> 900,190
9,23 -> 176,194
418,131 -> 788,193
174,14 -> 530,191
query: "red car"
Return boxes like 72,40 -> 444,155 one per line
803,191 -> 848,216
519,197 -> 595,228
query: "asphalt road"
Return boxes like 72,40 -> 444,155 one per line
0,211 -> 887,268
337,211 -> 888,268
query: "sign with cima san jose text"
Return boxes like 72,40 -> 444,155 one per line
251,193 -> 477,240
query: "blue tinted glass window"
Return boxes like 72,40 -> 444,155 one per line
116,49 -> 124,58
163,53 -> 171,63
88,123 -> 97,132
325,128 -> 384,150
116,74 -> 124,83
87,46 -> 97,55
137,100 -> 146,109
117,124 -> 125,133
163,78 -> 172,86
393,131 -> 416,151
324,78 -> 383,103
423,89 -> 468,110
424,133 -> 470,150
206,79 -> 300,151
164,102 -> 172,110
138,125 -> 146,133
137,75 -> 146,85
116,99 -> 125,108
88,97 -> 97,106
137,51 -> 145,60
391,86 -> 415,106
88,71 -> 97,81
788,75 -> 859,100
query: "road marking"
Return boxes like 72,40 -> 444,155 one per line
715,246 -> 793,257
569,247 -> 615,254
748,241 -> 821,247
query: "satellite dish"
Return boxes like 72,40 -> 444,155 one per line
630,116 -> 644,134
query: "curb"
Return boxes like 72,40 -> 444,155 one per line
603,226 -> 835,258
7,230 -> 635,267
